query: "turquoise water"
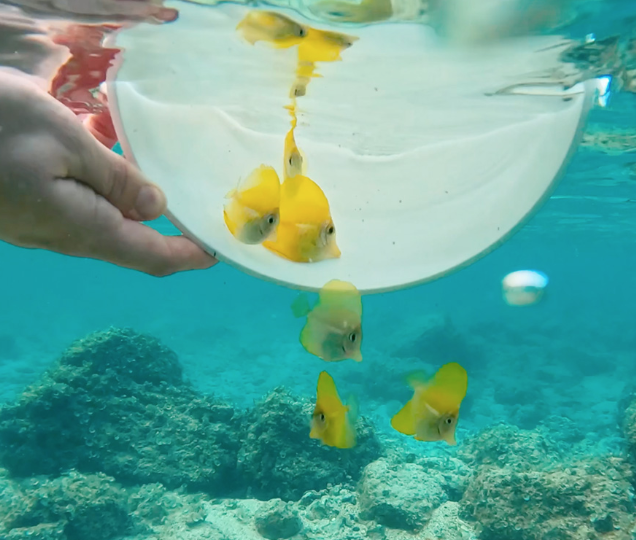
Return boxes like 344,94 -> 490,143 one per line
1,1 -> 636,539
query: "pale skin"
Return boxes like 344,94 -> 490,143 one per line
0,68 -> 217,276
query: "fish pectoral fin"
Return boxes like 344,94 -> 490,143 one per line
291,293 -> 312,318
346,394 -> 359,424
391,399 -> 416,436
404,370 -> 429,389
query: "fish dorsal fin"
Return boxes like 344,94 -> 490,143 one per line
404,370 -> 430,390
316,371 -> 345,415
423,362 -> 468,413
291,293 -> 312,318
280,175 -> 330,224
236,164 -> 280,194
236,165 -> 281,213
346,394 -> 359,424
433,362 -> 468,401
317,280 -> 362,317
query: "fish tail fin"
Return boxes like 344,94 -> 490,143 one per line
391,398 -> 416,436
291,293 -> 312,318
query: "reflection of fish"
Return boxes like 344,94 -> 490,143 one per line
283,122 -> 306,179
298,28 -> 358,63
263,175 -> 340,262
391,362 -> 468,446
502,270 -> 549,306
292,279 -> 362,362
223,165 -> 280,244
236,10 -> 307,48
310,371 -> 357,448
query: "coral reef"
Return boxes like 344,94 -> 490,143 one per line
357,456 -> 470,531
459,425 -> 636,540
237,386 -> 383,501
0,328 -> 243,494
457,424 -> 563,470
3,325 -> 636,540
0,328 -> 383,507
0,469 -> 132,540
462,457 -> 635,540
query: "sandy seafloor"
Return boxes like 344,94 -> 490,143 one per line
0,80 -> 636,539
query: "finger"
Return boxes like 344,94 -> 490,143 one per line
32,176 -> 217,276
102,220 -> 218,276
67,128 -> 169,222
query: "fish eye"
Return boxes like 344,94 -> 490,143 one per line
327,225 -> 335,235
349,332 -> 357,342
298,27 -> 307,37
267,214 -> 276,225
445,417 -> 453,425
319,413 -> 325,421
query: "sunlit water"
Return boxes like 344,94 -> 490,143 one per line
1,1 -> 635,539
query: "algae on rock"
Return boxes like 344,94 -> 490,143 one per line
0,328 -> 244,494
237,386 -> 383,501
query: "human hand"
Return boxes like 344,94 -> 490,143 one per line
0,68 -> 217,277
4,0 -> 178,21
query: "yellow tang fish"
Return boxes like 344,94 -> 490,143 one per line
237,10 -> 307,48
391,362 -> 468,446
223,164 -> 281,245
292,279 -> 362,362
310,371 -> 358,449
263,174 -> 340,262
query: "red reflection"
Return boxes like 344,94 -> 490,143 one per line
47,4 -> 179,149
49,23 -> 120,115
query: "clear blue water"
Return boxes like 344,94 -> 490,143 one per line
1,1 -> 636,539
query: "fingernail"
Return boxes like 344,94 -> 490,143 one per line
135,185 -> 166,220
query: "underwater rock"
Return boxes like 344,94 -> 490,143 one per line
419,502 -> 475,540
537,416 -> 584,444
237,386 -> 382,501
254,500 -> 303,539
0,328 -> 243,493
558,345 -> 615,377
461,456 -> 636,540
622,395 -> 636,469
3,522 -> 68,540
357,458 -> 452,531
394,314 -> 484,373
2,471 -> 132,540
128,483 -> 208,531
457,424 -> 562,471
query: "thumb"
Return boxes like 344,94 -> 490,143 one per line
66,122 -> 167,222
